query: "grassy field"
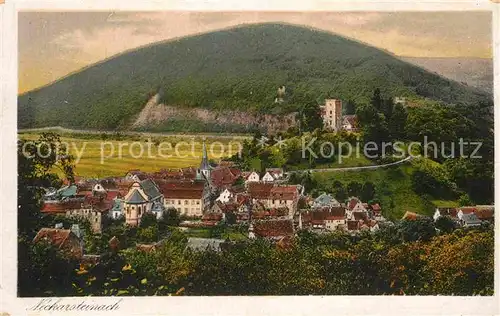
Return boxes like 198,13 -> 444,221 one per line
312,163 -> 459,220
184,226 -> 248,241
19,133 -> 245,178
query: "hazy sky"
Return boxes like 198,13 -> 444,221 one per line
18,11 -> 492,93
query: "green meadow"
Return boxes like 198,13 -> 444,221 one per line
19,133 -> 245,178
312,163 -> 458,220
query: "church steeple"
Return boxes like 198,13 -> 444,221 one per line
199,139 -> 211,179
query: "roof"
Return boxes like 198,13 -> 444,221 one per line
210,167 -> 241,188
140,179 -> 162,200
314,193 -> 339,206
343,115 -> 358,126
159,180 -> 205,199
370,203 -> 381,211
461,213 -> 482,225
436,207 -> 458,218
97,179 -> 118,190
41,200 -> 83,213
58,185 -> 78,197
402,211 -> 419,220
347,220 -> 360,231
459,207 -> 477,214
474,207 -> 494,220
33,228 -> 74,248
200,142 -> 211,171
253,219 -> 294,238
347,197 -> 361,210
202,212 -> 223,222
125,190 -> 147,204
186,237 -> 225,252
353,212 -> 368,221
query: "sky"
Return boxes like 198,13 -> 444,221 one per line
18,11 -> 492,94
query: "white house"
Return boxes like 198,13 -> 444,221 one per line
262,172 -> 276,182
244,171 -> 260,183
216,188 -> 234,203
325,217 -> 346,231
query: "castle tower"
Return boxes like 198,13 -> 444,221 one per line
321,99 -> 343,131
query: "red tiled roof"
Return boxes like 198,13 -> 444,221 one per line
437,208 -> 458,218
353,212 -> 368,221
247,182 -> 274,199
41,201 -> 83,213
402,211 -> 418,220
325,216 -> 345,221
254,219 -> 294,238
33,228 -> 82,258
348,198 -> 361,210
210,167 -> 242,188
159,180 -> 205,199
370,203 -> 381,212
202,212 -> 223,222
459,207 -> 477,214
474,208 -> 494,220
343,115 -> 358,126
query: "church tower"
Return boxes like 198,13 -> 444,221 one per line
199,140 -> 211,179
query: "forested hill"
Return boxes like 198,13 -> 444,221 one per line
18,23 -> 491,131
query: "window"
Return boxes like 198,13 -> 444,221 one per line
184,200 -> 188,205
197,200 -> 200,205
177,200 -> 181,205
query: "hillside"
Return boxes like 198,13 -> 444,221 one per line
401,57 -> 493,94
18,23 -> 491,132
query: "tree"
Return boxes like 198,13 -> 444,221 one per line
139,213 -> 158,228
18,133 -> 76,237
360,182 -> 376,202
298,100 -> 323,133
347,181 -> 363,197
458,193 -> 474,207
435,216 -> 456,234
397,217 -> 436,242
344,99 -> 356,115
331,180 -> 347,201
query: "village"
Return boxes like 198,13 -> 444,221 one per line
32,99 -> 494,260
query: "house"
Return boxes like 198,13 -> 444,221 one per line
369,203 -> 382,218
243,171 -> 260,183
201,212 -> 224,226
33,227 -> 83,259
319,99 -> 343,131
109,198 -> 124,220
247,183 -> 300,217
125,170 -> 148,182
265,168 -> 284,180
160,180 -> 210,217
401,211 -> 423,221
342,115 -> 358,132
433,207 -> 458,221
459,213 -> 482,227
313,193 -> 340,208
210,166 -> 242,189
92,179 -> 118,194
66,197 -> 111,233
252,219 -> 295,240
262,172 -> 276,182
300,206 -> 346,230
123,179 -> 163,226
473,206 -> 494,222
216,188 -> 235,203
394,97 -> 407,105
